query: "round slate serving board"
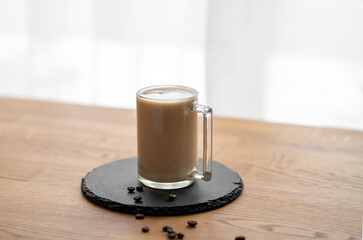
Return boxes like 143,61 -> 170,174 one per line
81,157 -> 243,216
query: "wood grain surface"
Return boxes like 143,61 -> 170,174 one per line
0,97 -> 362,240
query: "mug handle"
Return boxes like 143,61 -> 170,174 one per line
189,103 -> 213,181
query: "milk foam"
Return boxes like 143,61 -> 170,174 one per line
141,89 -> 194,101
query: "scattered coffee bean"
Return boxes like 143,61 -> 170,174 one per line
168,194 -> 176,201
135,213 -> 144,219
163,226 -> 172,232
134,195 -> 142,202
177,232 -> 184,239
167,228 -> 175,234
187,220 -> 198,227
235,236 -> 245,240
168,232 -> 177,239
141,226 -> 149,233
127,187 -> 135,193
136,185 -> 143,191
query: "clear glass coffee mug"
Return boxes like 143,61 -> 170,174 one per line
136,85 -> 212,189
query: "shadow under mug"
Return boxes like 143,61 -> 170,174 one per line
136,85 -> 213,190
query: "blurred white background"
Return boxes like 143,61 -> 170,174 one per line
1,0 -> 362,130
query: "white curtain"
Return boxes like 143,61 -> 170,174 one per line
1,0 -> 363,130
0,0 -> 208,109
207,0 -> 363,130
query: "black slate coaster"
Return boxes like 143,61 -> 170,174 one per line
81,157 -> 243,216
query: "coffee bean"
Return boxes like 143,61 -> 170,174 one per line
163,226 -> 172,232
187,220 -> 198,227
133,195 -> 142,202
168,194 -> 176,201
168,232 -> 177,239
167,228 -> 175,234
135,213 -> 144,219
127,187 -> 135,193
235,236 -> 245,240
136,185 -> 143,191
177,232 -> 184,239
142,226 -> 149,232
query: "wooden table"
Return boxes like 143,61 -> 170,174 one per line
0,98 -> 362,240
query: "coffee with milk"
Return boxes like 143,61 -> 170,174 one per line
137,88 -> 198,182
136,85 -> 213,189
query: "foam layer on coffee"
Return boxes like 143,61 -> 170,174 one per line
141,89 -> 195,102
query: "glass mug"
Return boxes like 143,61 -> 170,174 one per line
136,85 -> 213,189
